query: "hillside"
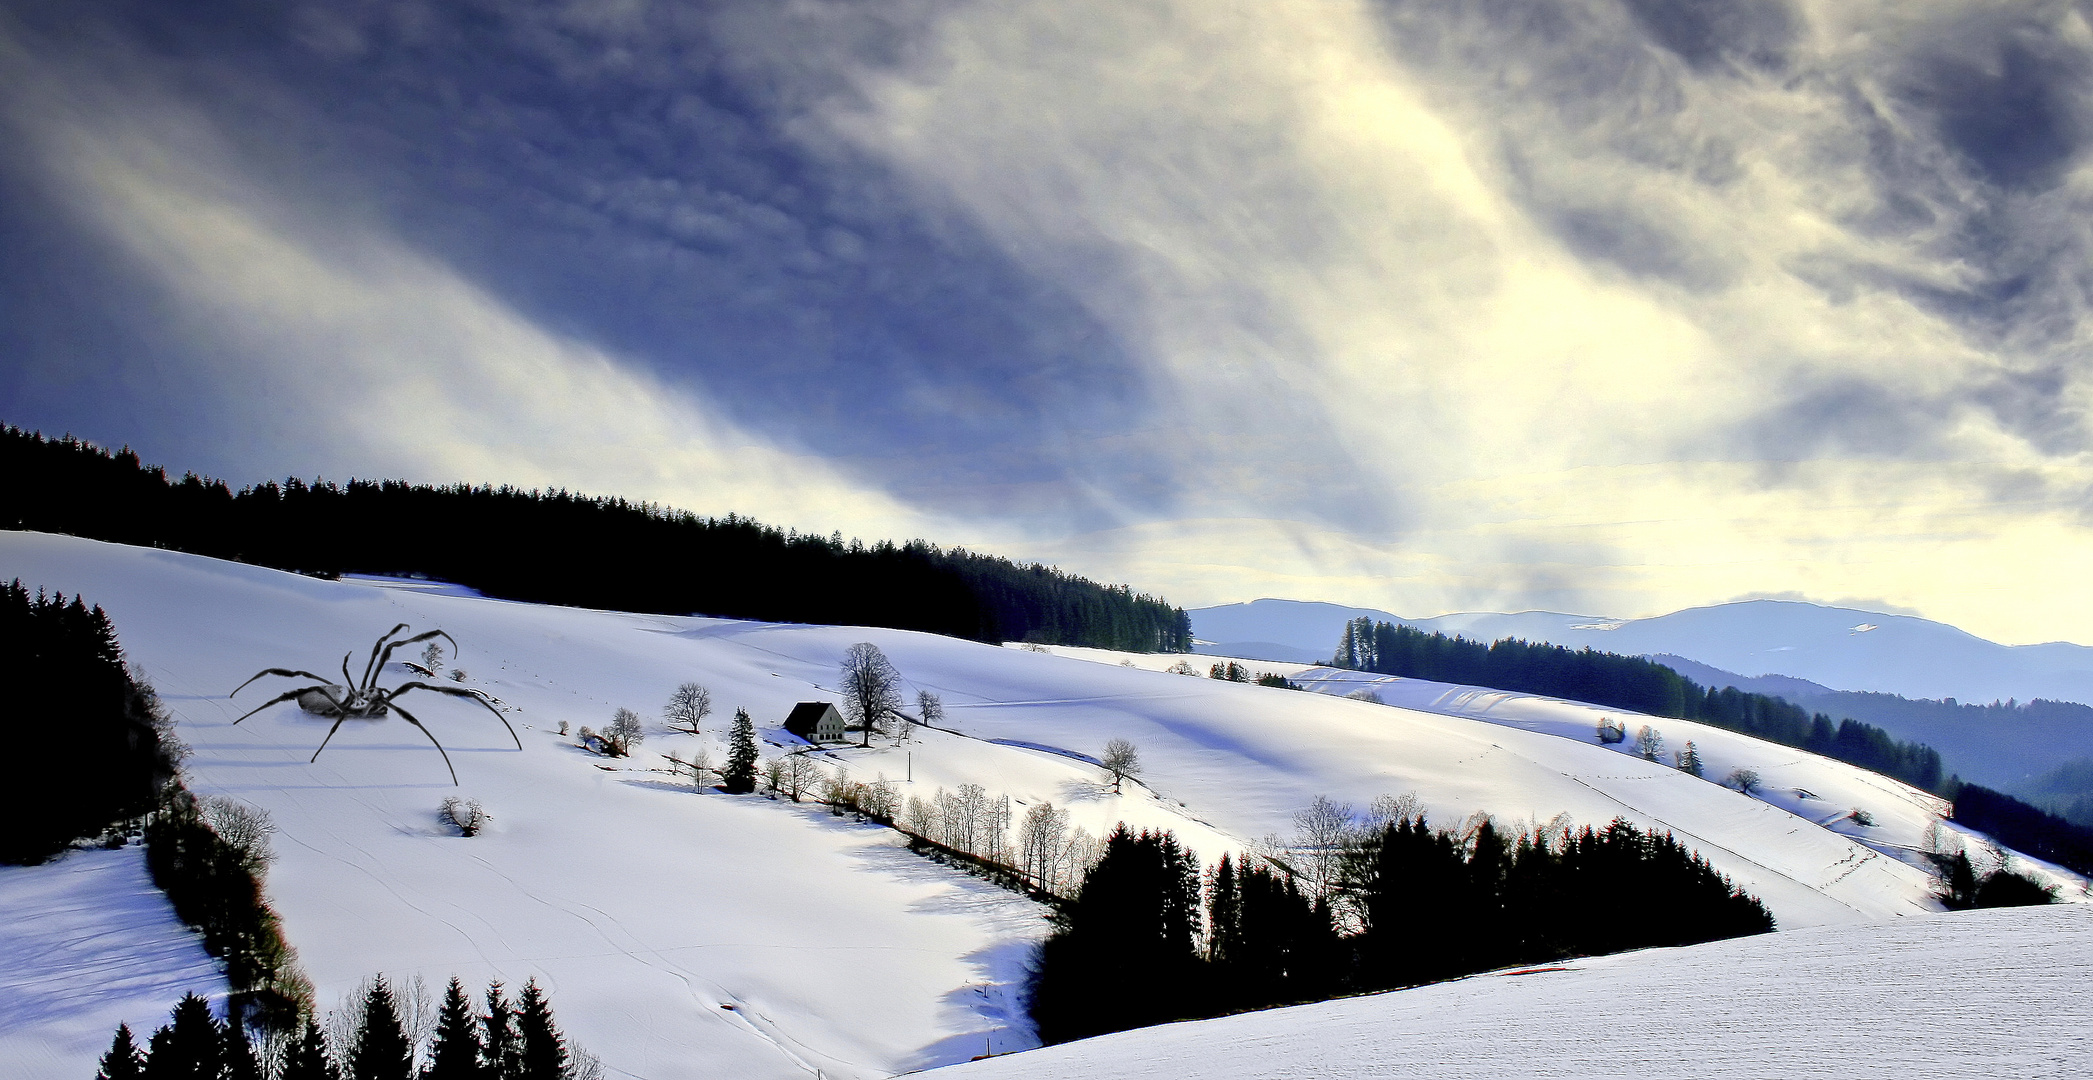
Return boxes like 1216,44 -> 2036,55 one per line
3,531 -> 2083,1080
941,903 -> 2093,1080
1189,598 -> 2093,707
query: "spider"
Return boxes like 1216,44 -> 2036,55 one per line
231,623 -> 520,784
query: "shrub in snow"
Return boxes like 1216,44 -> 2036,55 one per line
556,720 -> 570,736
1596,718 -> 1627,744
448,668 -> 468,682
1847,808 -> 1876,828
1344,687 -> 1384,704
1166,660 -> 1200,676
440,797 -> 489,836
576,726 -> 609,755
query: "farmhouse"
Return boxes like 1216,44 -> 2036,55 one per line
783,701 -> 847,744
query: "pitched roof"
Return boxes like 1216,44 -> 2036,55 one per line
783,701 -> 841,739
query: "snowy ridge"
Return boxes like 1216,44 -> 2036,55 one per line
2,531 -> 2083,1080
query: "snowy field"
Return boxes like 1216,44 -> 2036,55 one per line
2,530 -> 2084,1079
938,903 -> 2093,1079
0,847 -> 222,1079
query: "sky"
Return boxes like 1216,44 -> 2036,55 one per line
3,0 -> 2093,645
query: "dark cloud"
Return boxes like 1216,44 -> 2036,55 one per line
1896,21 -> 2090,193
0,0 -> 1167,528
1617,0 -> 1799,75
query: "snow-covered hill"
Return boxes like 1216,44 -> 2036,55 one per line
2,531 -> 2081,1080
938,903 -> 2093,1080
1190,598 -> 2093,706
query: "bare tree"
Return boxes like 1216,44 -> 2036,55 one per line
1343,687 -> 1384,704
607,707 -> 646,756
1636,725 -> 1665,762
1100,738 -> 1142,793
1363,791 -> 1421,833
783,753 -> 822,803
860,774 -> 898,822
1020,800 -> 1069,890
762,756 -> 787,795
1728,767 -> 1762,795
202,797 -> 275,871
663,683 -> 712,735
439,796 -> 489,836
905,794 -> 939,839
840,643 -> 904,747
915,690 -> 944,730
666,749 -> 714,789
1293,795 -> 1355,895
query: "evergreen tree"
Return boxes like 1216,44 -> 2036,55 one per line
279,1019 -> 339,1080
142,993 -> 222,1080
723,710 -> 758,794
514,980 -> 566,1080
422,977 -> 484,1080
482,983 -> 522,1080
1028,828 -> 1204,1043
347,977 -> 415,1080
96,1023 -> 145,1080
1677,741 -> 1704,777
220,1019 -> 264,1080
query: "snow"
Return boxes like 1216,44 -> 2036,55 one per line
3,530 -> 2084,1080
0,847 -> 223,1078
936,903 -> 2093,1079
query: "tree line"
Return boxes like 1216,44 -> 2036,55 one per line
0,427 -> 1191,651
0,580 -> 182,864
1027,813 -> 1775,1044
1331,618 -> 1942,790
96,974 -> 595,1080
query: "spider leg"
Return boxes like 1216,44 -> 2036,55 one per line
234,685 -> 340,724
375,630 -> 459,685
231,668 -> 333,697
359,623 -> 413,691
382,698 -> 459,786
392,681 -> 521,749
341,652 -> 357,688
308,712 -> 355,763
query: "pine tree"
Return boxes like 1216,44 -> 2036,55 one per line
515,980 -> 566,1080
1677,741 -> 1704,777
96,1023 -> 145,1080
142,993 -> 221,1080
483,982 -> 522,1080
347,977 -> 415,1080
422,977 -> 483,1080
280,1018 -> 339,1080
723,709 -> 758,794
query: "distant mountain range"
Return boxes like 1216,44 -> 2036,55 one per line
1190,598 -> 2093,709
1191,597 -> 2093,799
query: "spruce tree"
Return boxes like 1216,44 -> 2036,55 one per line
515,980 -> 567,1080
483,982 -> 523,1080
221,1019 -> 264,1080
723,709 -> 758,794
347,977 -> 415,1080
422,977 -> 483,1080
279,1018 -> 339,1080
142,993 -> 221,1080
96,1023 -> 145,1080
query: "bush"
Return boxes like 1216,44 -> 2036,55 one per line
440,797 -> 489,836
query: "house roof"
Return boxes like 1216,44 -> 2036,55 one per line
782,701 -> 841,739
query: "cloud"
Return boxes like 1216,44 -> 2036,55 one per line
9,1 -> 2093,644
0,32 -> 948,545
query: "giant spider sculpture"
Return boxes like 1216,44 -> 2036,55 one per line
231,624 -> 520,784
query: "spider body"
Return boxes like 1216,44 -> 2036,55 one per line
231,623 -> 520,784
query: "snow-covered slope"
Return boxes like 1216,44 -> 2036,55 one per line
2,532 -> 2080,1080
938,903 -> 2093,1080
1190,597 -> 2093,706
0,848 -> 221,1079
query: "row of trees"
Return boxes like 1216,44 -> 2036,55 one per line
97,976 -> 592,1080
1,428 -> 1191,650
1028,811 -> 1776,1043
1,580 -> 183,864
1332,619 -> 1943,790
